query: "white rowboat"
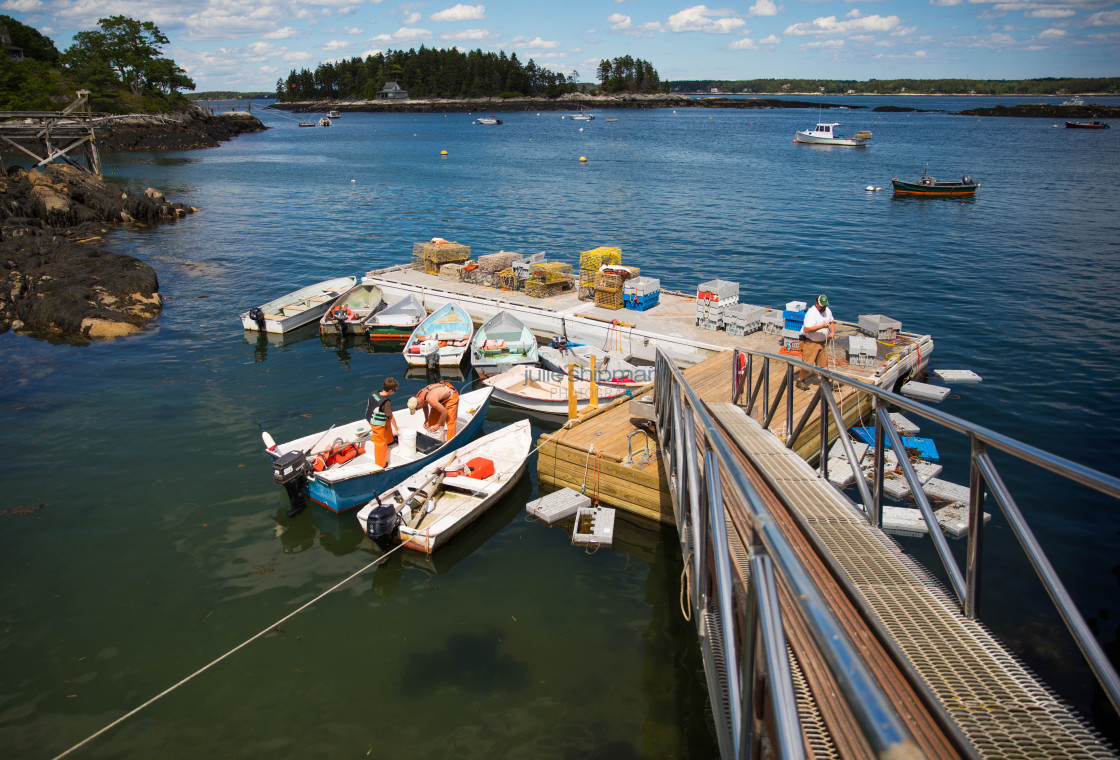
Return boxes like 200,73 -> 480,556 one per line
241,276 -> 356,333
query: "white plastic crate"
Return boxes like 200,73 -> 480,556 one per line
697,279 -> 739,303
858,314 -> 902,340
762,311 -> 783,335
527,488 -> 591,524
624,276 -> 660,296
786,300 -> 807,312
848,335 -> 877,367
572,505 -> 615,546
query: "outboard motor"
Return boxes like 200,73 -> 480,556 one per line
962,175 -> 972,185
333,308 -> 348,337
550,335 -> 569,350
364,494 -> 399,547
248,306 -> 266,331
273,450 -> 311,517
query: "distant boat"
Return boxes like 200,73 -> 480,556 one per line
892,168 -> 980,197
319,282 -> 385,338
471,312 -> 538,376
1061,96 -> 1085,106
318,117 -> 331,127
403,302 -> 474,367
298,121 -> 315,128
476,116 -> 502,125
571,112 -> 595,121
795,122 -> 871,146
328,110 -> 341,118
364,293 -> 426,342
241,276 -> 356,333
1065,120 -> 1110,130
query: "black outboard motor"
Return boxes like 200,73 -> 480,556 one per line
333,309 -> 347,337
364,493 -> 399,548
273,450 -> 310,517
550,335 -> 569,350
248,306 -> 266,331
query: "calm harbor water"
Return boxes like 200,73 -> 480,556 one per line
2,96 -> 1119,757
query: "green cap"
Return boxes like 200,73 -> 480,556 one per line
817,294 -> 829,307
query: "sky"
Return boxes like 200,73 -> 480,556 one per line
3,0 -> 1118,92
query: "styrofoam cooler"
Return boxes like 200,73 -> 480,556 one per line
859,314 -> 902,340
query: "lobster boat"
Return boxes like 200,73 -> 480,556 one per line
319,283 -> 385,337
263,387 -> 494,514
241,276 -> 356,333
355,419 -> 532,553
891,169 -> 980,196
794,122 -> 871,147
403,302 -> 474,368
1065,121 -> 1110,130
364,293 -> 426,342
471,312 -> 538,376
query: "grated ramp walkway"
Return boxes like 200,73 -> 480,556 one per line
709,402 -> 1115,759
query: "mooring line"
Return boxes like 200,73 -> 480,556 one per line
51,540 -> 410,760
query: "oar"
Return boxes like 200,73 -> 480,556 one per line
305,424 -> 338,456
404,453 -> 457,528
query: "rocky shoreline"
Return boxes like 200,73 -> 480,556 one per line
1,109 -> 266,344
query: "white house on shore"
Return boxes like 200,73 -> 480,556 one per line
379,82 -> 407,99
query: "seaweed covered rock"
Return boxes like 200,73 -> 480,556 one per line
95,106 -> 266,152
0,164 -> 196,344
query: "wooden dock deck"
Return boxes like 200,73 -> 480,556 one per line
536,350 -> 873,522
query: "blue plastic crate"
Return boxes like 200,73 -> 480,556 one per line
851,427 -> 939,461
783,309 -> 805,321
624,292 -> 659,311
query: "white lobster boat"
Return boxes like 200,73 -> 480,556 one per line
794,122 -> 871,147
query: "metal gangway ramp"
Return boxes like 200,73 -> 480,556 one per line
652,347 -> 1120,758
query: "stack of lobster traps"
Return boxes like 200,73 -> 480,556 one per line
413,239 -> 470,275
579,246 -> 622,301
476,250 -> 522,287
525,262 -> 575,298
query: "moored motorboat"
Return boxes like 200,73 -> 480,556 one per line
471,312 -> 538,376
364,293 -> 426,342
319,282 -> 385,337
319,117 -> 331,127
538,340 -> 655,389
241,275 -> 356,333
1065,120 -> 1110,129
403,302 -> 474,367
891,169 -> 980,197
571,112 -> 595,121
476,116 -> 502,125
355,419 -> 532,553
482,364 -> 629,415
328,110 -> 341,118
794,122 -> 871,147
263,387 -> 493,514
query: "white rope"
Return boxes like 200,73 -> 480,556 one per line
50,540 -> 410,760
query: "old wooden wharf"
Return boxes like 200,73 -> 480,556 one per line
361,263 -> 1120,756
0,90 -> 102,176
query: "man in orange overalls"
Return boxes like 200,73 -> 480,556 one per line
365,377 -> 400,467
408,381 -> 459,441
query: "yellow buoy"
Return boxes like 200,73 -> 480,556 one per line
440,150 -> 448,156
579,156 -> 587,163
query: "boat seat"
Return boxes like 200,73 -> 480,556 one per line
282,305 -> 308,314
309,296 -> 333,302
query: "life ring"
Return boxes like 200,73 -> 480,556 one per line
735,352 -> 747,381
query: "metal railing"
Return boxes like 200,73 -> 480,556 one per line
683,343 -> 1120,756
655,348 -> 923,759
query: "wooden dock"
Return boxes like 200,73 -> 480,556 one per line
535,350 -> 874,522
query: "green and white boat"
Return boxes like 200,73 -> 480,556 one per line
892,168 -> 980,197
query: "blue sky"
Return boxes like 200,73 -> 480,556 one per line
3,0 -> 1118,91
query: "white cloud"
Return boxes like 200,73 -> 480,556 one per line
262,27 -> 299,40
402,12 -> 421,24
748,0 -> 779,17
785,11 -> 902,36
667,5 -> 747,33
1037,27 -> 1066,38
929,0 -> 962,6
1025,9 -> 1074,19
369,27 -> 432,42
607,12 -> 663,36
729,36 -> 757,49
323,39 -> 350,50
0,0 -> 44,12
512,36 -> 561,48
431,4 -> 485,22
803,39 -> 845,49
759,33 -> 780,44
440,28 -> 494,41
1087,10 -> 1120,26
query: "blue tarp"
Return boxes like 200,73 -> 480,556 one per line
851,426 -> 939,461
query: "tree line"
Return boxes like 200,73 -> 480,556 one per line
0,14 -> 193,112
278,49 -> 663,101
672,77 -> 1120,96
